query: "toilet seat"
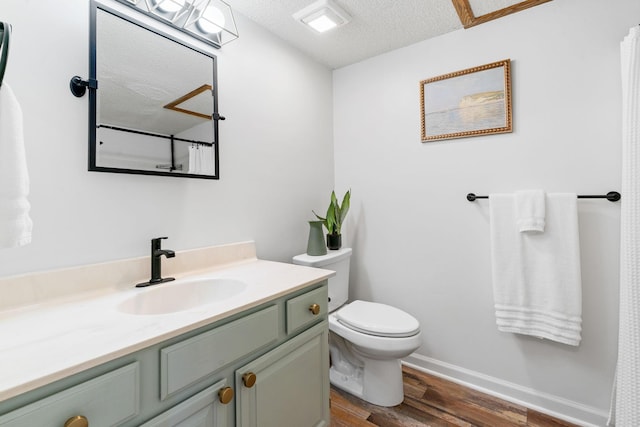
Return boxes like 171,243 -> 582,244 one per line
336,300 -> 420,338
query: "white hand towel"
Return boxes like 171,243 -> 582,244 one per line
489,193 -> 582,346
0,82 -> 32,247
188,145 -> 215,175
188,145 -> 198,174
515,189 -> 545,232
200,145 -> 215,175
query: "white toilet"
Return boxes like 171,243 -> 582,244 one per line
293,247 -> 421,407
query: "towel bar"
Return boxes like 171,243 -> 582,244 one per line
466,191 -> 621,202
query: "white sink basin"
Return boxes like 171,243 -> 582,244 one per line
117,277 -> 248,315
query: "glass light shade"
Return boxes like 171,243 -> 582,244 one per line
196,5 -> 226,34
155,0 -> 185,13
117,0 -> 238,48
184,0 -> 238,46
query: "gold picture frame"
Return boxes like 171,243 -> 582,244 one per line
420,59 -> 512,142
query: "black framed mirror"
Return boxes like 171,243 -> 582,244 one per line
88,1 -> 220,179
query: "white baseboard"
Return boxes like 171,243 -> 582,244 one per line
403,353 -> 608,427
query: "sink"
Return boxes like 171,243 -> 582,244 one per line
117,277 -> 248,315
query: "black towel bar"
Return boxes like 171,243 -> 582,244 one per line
466,191 -> 621,202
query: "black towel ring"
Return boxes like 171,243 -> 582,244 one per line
0,22 -> 11,89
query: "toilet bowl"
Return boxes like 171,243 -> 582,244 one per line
329,300 -> 421,406
292,248 -> 421,407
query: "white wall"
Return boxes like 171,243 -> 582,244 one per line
333,0 -> 639,423
0,0 -> 334,277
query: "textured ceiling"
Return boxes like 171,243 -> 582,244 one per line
228,0 -> 465,69
97,8 -> 213,135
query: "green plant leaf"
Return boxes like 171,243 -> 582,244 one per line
312,190 -> 351,235
339,190 -> 350,226
327,204 -> 336,234
326,203 -> 337,234
312,210 -> 326,222
331,191 -> 338,207
312,210 -> 328,232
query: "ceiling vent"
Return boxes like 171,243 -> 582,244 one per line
292,0 -> 351,33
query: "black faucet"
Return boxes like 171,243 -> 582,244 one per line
136,237 -> 176,287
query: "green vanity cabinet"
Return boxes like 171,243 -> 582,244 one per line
0,364 -> 140,427
140,380 -> 231,427
0,282 -> 329,427
159,306 -> 280,401
235,322 -> 330,427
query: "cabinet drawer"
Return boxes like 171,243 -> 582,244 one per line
286,286 -> 327,335
0,363 -> 139,427
160,305 -> 279,399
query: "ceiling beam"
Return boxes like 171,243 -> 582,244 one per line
451,0 -> 552,29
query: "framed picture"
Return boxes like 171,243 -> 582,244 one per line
420,59 -> 512,142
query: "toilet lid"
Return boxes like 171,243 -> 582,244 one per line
336,300 -> 420,338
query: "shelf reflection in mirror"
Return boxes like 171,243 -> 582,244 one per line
89,3 -> 220,179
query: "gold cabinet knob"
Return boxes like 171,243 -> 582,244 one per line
242,372 -> 257,388
64,416 -> 88,427
218,386 -> 234,404
309,303 -> 321,315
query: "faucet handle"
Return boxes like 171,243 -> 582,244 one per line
151,236 -> 169,250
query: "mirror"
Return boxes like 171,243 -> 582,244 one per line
89,3 -> 220,179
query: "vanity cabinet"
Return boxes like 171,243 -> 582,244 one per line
159,306 -> 279,401
0,282 -> 329,427
0,364 -> 139,427
235,322 -> 329,427
140,380 -> 231,427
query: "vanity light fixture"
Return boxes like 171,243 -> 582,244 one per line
292,0 -> 351,33
114,0 -> 238,47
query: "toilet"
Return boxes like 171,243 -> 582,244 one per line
293,248 -> 421,407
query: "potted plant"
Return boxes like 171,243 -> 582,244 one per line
314,190 -> 350,250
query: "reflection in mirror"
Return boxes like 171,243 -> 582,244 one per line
89,4 -> 219,179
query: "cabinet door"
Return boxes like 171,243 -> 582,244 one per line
235,321 -> 329,427
140,379 -> 231,427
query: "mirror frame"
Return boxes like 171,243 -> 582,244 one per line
88,1 -> 220,180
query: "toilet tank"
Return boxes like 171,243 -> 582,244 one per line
292,248 -> 352,312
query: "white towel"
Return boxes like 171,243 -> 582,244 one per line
489,193 -> 582,346
515,189 -> 545,232
200,145 -> 215,175
188,145 -> 199,174
187,145 -> 215,175
610,25 -> 640,426
0,82 -> 32,247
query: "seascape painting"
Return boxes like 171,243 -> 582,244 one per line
420,60 -> 512,142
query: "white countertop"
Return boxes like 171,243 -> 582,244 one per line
0,257 -> 333,402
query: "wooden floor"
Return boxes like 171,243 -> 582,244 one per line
329,365 -> 579,427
